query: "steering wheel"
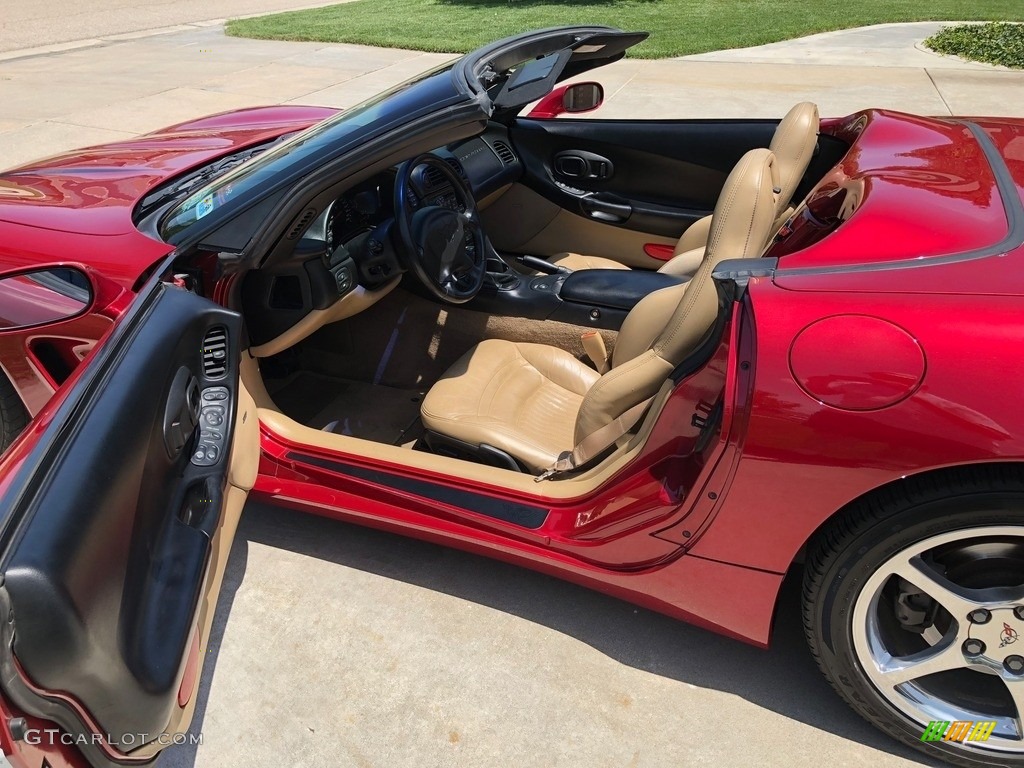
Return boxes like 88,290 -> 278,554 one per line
394,154 -> 486,304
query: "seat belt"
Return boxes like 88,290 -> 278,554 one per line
580,332 -> 610,374
536,395 -> 656,482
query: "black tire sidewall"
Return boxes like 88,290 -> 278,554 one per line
811,493 -> 1024,767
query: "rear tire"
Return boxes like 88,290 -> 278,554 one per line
803,468 -> 1024,766
0,371 -> 28,453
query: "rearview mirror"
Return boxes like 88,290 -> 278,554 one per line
0,268 -> 93,331
527,82 -> 605,119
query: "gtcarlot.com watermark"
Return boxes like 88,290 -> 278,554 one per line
24,729 -> 203,747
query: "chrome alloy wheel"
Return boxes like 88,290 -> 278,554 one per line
852,526 -> 1024,754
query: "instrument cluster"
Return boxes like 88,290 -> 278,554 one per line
325,178 -> 391,252
410,190 -> 465,213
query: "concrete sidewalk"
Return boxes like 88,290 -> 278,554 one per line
3,22 -> 1024,171
683,21 -> 996,69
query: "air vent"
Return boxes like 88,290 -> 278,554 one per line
491,140 -> 516,166
444,157 -> 467,179
423,165 -> 446,188
285,208 -> 317,240
202,326 -> 228,379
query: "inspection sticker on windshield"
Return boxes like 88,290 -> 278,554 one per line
195,194 -> 214,220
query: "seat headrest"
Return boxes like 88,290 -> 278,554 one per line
704,147 -> 781,263
769,102 -> 820,214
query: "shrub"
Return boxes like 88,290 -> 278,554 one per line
925,22 -> 1024,68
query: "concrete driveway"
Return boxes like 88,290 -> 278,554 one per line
0,0 -> 348,52
0,11 -> 1011,767
163,503 -> 929,768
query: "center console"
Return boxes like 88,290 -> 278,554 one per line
470,252 -> 688,330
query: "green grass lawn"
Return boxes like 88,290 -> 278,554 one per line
226,1 -> 1024,59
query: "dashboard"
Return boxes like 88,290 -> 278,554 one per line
326,131 -> 520,250
242,125 -> 522,347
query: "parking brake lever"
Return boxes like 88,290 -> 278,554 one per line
515,255 -> 570,275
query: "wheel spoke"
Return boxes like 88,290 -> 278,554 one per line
453,250 -> 474,271
875,633 -> 966,687
889,553 -> 986,621
1007,681 -> 1024,740
846,525 -> 1024,751
410,173 -> 429,198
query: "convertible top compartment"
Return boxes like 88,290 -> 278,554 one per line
769,110 -> 1012,269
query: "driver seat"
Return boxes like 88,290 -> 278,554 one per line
420,148 -> 779,474
551,102 -> 819,276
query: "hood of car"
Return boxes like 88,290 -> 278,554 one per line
0,106 -> 338,237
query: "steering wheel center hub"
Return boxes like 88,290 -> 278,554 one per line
417,208 -> 465,262
394,153 -> 485,304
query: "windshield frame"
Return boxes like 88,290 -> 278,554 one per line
158,61 -> 461,244
152,26 -> 644,252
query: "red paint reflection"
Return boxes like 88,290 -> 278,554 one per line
0,271 -> 89,330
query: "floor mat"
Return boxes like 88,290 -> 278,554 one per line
269,372 -> 425,445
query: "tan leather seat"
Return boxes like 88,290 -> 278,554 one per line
421,148 -> 779,474
550,102 -> 819,276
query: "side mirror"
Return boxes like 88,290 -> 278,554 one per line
0,268 -> 93,331
527,82 -> 605,119
562,82 -> 604,113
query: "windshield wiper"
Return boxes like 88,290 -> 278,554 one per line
134,140 -> 280,222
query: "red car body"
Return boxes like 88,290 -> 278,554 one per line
0,106 -> 337,414
3,108 -> 1021,645
0,31 -> 1022,765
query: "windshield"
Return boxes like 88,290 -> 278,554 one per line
159,62 -> 455,241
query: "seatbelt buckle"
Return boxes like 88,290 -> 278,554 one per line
581,332 -> 610,374
535,467 -> 559,482
535,451 -> 575,482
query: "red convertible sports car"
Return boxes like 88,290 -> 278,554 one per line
0,24 -> 1022,768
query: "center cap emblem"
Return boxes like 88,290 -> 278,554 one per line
1000,622 -> 1019,648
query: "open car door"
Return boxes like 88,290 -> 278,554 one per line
0,272 -> 257,768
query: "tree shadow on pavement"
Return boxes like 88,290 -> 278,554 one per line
166,500 -> 933,766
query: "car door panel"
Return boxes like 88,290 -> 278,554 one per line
514,118 -> 779,207
166,381 -> 257,733
0,281 -> 253,767
480,182 -> 678,269
504,117 -> 844,263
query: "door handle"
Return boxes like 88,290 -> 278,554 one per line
163,367 -> 201,458
581,195 -> 632,223
554,151 -> 614,180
